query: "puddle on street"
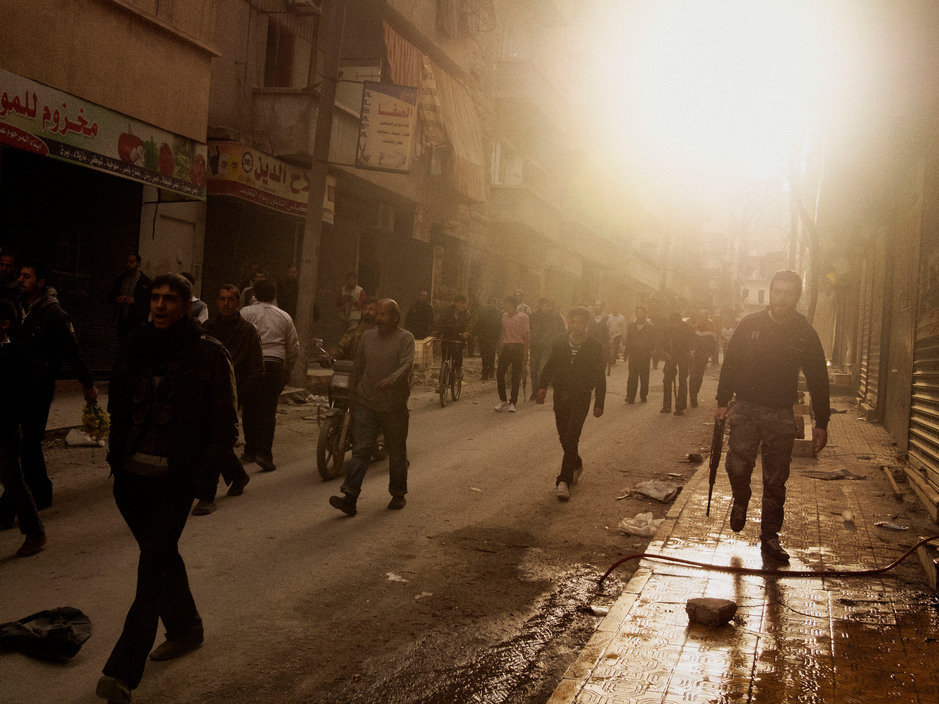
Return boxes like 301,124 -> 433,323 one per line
335,566 -> 611,704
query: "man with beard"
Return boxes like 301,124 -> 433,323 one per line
0,261 -> 98,523
329,299 -> 414,515
107,254 -> 152,340
716,270 -> 830,563
97,273 -> 237,704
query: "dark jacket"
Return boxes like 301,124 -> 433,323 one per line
625,320 -> 655,358
717,308 -> 831,428
473,305 -> 502,344
0,338 -> 29,427
437,304 -> 471,341
538,334 -> 607,410
107,318 -> 238,491
20,290 -> 94,389
529,309 -> 566,349
404,299 -> 435,340
106,271 -> 152,335
204,315 -> 264,401
664,319 -> 695,361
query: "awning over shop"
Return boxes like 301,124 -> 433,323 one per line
382,24 -> 487,203
205,140 -> 335,222
0,68 -> 206,199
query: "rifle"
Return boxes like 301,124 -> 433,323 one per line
706,417 -> 726,516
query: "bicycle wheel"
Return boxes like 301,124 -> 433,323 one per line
450,365 -> 462,401
438,359 -> 449,407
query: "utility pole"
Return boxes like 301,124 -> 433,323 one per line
292,0 -> 346,387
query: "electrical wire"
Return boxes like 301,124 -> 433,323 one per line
598,533 -> 939,589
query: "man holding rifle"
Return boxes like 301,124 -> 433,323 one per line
714,270 -> 830,563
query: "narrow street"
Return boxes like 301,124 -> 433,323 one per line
0,360 -> 719,704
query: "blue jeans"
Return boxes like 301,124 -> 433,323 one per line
341,404 -> 409,498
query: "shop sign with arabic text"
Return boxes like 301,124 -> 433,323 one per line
0,68 -> 206,198
205,141 -> 335,222
355,82 -> 418,174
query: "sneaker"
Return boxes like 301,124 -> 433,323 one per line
388,495 -> 407,510
761,538 -> 790,563
660,408 -> 671,414
16,532 -> 46,558
227,474 -> 250,497
329,493 -> 357,516
257,456 -> 277,472
149,631 -> 204,661
494,401 -> 510,412
507,403 -> 516,413
239,452 -> 257,464
556,482 -> 570,501
191,500 -> 217,516
96,675 -> 132,704
729,502 -> 747,532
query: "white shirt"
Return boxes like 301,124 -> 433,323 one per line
240,302 -> 299,371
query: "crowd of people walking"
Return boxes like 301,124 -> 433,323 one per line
0,248 -> 829,703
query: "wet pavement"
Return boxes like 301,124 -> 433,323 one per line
550,402 -> 939,704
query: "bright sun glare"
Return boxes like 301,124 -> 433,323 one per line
593,1 -> 837,185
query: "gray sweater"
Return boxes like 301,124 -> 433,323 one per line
352,327 -> 414,412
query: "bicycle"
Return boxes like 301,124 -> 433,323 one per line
437,339 -> 465,407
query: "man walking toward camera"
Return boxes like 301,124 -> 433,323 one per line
329,299 -> 414,516
536,306 -> 606,501
97,273 -> 238,704
715,270 -> 830,563
493,295 -> 529,413
0,261 -> 97,523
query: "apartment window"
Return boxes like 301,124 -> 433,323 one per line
265,22 -> 296,87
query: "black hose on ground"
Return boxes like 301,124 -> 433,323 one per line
598,533 -> 939,589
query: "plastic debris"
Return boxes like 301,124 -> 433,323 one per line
632,479 -> 682,503
617,512 -> 665,537
414,592 -> 433,601
874,521 -> 909,531
64,429 -> 104,448
801,469 -> 867,481
590,605 -> 610,617
842,510 -> 855,524
386,573 -> 409,582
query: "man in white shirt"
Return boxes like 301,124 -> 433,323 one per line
239,279 -> 299,471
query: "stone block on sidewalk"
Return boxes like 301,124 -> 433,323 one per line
792,439 -> 817,458
686,598 -> 737,626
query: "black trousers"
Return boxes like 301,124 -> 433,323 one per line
0,422 -> 43,535
0,381 -> 54,517
496,344 -> 525,404
104,471 -> 202,689
626,352 -> 651,402
243,359 -> 284,460
554,394 -> 591,485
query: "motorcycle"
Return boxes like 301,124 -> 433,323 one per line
316,357 -> 387,481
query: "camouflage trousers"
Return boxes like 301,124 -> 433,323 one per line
725,400 -> 796,540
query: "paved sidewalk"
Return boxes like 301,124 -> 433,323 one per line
550,402 -> 939,704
